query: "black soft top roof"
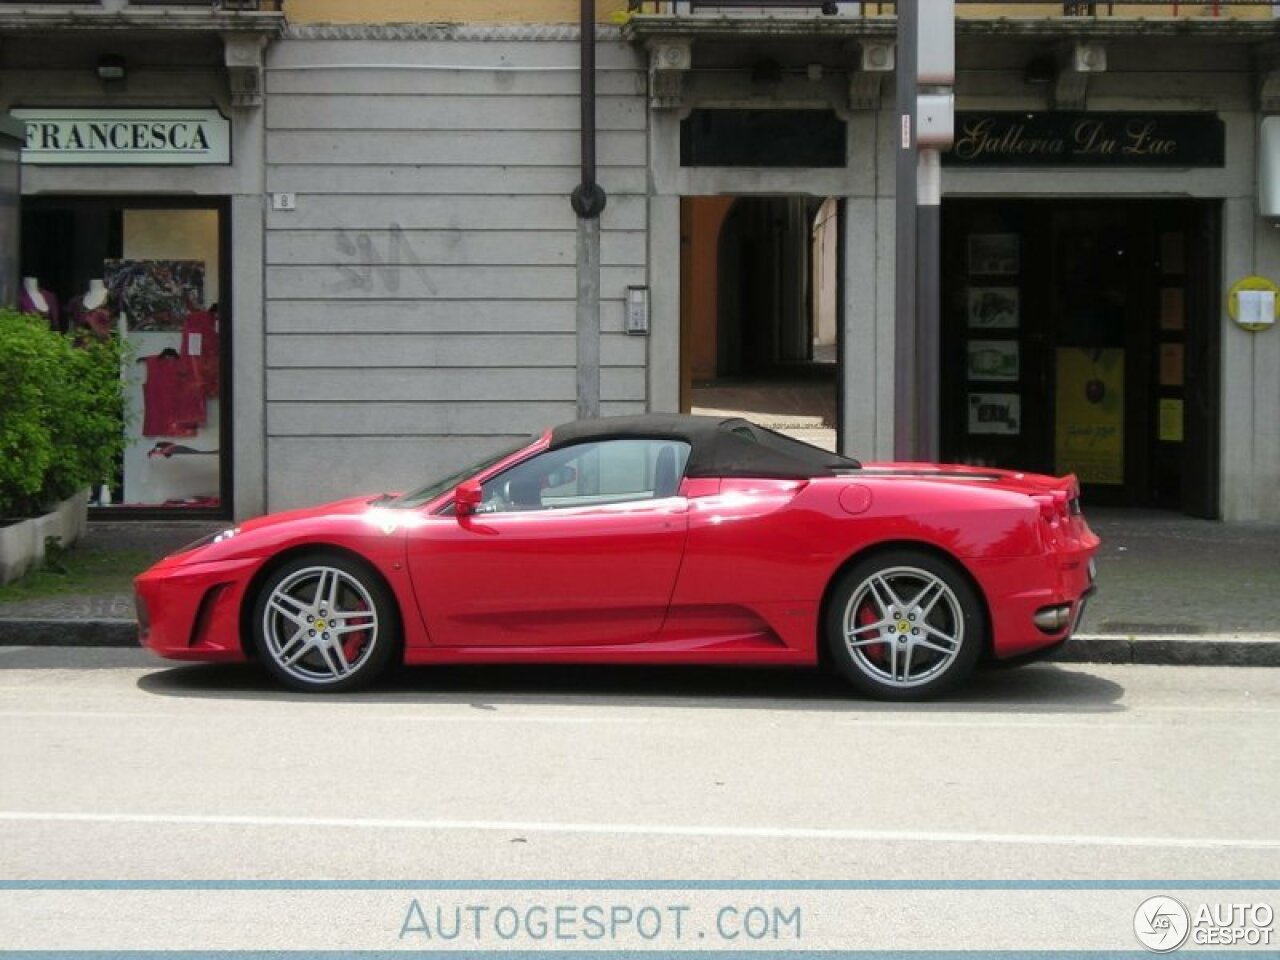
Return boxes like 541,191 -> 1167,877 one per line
549,414 -> 860,480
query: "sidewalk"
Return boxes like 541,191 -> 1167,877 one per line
0,510 -> 1278,665
0,520 -> 223,648
1058,508 -> 1280,666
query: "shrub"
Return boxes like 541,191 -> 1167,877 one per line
0,309 -> 125,517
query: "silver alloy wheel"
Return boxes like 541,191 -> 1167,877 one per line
841,564 -> 965,689
261,564 -> 380,686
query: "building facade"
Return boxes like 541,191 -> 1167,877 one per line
262,0 -> 650,510
5,1 -> 1280,520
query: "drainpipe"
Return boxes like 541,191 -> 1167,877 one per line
572,0 -> 608,222
572,0 -> 607,420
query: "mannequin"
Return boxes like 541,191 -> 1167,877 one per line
83,278 -> 108,310
67,278 -> 111,339
22,276 -> 47,312
18,276 -> 59,329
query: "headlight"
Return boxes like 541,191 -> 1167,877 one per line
173,527 -> 240,556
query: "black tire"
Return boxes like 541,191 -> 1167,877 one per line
251,552 -> 400,693
825,548 -> 985,701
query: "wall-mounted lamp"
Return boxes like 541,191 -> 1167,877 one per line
96,55 -> 127,82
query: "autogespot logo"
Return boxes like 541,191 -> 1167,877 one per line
1134,896 -> 1191,953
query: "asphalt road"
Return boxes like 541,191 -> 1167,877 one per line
1,647 -> 1278,887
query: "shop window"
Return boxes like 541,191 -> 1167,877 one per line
20,198 -> 227,514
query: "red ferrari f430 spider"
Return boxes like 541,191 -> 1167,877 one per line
136,414 -> 1099,699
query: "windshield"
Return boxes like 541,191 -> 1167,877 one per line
386,438 -> 532,509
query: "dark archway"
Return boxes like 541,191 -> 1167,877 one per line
682,195 -> 841,452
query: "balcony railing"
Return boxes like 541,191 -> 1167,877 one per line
628,1 -> 1278,18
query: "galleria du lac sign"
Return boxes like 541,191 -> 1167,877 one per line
944,112 -> 1225,168
11,108 -> 231,166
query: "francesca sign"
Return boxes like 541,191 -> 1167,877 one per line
11,109 -> 230,166
945,112 -> 1224,168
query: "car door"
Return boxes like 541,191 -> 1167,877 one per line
408,438 -> 692,648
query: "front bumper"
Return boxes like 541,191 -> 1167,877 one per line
134,556 -> 260,661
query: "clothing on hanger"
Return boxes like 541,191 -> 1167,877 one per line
181,309 -> 220,398
141,352 -> 205,438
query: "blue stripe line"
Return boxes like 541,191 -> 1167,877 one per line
0,953 -> 1255,960
0,879 -> 1276,890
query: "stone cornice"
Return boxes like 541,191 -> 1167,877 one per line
0,9 -> 284,35
286,23 -> 624,42
622,15 -> 1280,44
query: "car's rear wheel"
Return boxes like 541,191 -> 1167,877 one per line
826,549 -> 984,700
252,553 -> 399,692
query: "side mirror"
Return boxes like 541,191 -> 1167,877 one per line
454,479 -> 483,517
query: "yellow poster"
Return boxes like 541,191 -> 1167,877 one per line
1055,348 -> 1124,485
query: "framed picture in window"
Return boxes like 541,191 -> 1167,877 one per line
967,340 -> 1019,382
967,287 -> 1019,329
967,392 -> 1021,435
968,233 -> 1019,276
1160,287 -> 1185,331
104,259 -> 205,332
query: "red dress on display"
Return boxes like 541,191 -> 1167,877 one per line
142,353 -> 206,438
180,309 -> 219,398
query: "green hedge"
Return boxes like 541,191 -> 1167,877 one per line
0,309 -> 125,517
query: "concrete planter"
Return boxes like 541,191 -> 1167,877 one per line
0,490 -> 91,585
56,489 -> 90,544
0,518 -> 37,584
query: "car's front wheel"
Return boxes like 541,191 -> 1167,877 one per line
825,549 -> 984,700
251,553 -> 399,692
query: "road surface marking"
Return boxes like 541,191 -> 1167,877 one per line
0,811 -> 1275,851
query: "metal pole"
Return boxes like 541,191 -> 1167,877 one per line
916,146 -> 942,460
912,0 -> 953,461
893,0 -> 919,460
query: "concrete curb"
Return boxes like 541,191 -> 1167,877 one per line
2,620 -> 1280,666
0,619 -> 136,648
1053,634 -> 1280,668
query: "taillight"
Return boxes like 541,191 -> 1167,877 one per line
1034,491 -> 1070,525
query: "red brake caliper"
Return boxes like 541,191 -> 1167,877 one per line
343,597 -> 369,663
859,600 -> 887,665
